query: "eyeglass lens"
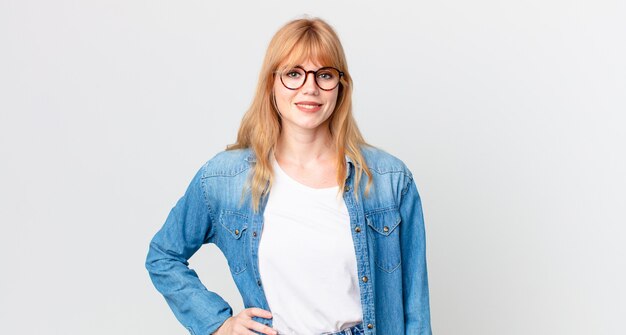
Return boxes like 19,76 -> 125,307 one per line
280,67 -> 341,90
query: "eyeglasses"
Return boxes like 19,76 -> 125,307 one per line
278,66 -> 344,91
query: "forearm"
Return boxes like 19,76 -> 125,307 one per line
146,240 -> 232,335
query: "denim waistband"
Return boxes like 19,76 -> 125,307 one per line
320,322 -> 364,335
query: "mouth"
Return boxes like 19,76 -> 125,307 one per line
295,102 -> 322,108
295,101 -> 323,112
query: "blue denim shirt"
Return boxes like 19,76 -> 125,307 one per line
146,146 -> 432,335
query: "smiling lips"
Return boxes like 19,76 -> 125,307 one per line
295,101 -> 323,113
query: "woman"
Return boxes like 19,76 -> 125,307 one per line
146,17 -> 431,335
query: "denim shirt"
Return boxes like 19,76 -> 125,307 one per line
145,145 -> 432,335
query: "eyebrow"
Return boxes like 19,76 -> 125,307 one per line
294,65 -> 325,71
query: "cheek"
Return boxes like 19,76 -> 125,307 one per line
273,82 -> 294,109
326,92 -> 339,110
274,91 -> 292,111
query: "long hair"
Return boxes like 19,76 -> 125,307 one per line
226,17 -> 374,213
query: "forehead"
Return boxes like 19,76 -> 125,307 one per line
279,59 -> 325,70
276,39 -> 337,70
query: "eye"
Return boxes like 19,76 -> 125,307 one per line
285,69 -> 303,78
317,70 -> 335,80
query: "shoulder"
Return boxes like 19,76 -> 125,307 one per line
199,147 -> 254,178
359,144 -> 414,179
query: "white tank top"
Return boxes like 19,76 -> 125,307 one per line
257,153 -> 363,335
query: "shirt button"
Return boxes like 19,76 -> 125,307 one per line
362,276 -> 368,283
257,280 -> 262,286
383,226 -> 389,232
234,229 -> 240,235
344,185 -> 350,192
253,231 -> 257,237
355,226 -> 361,233
367,323 -> 373,329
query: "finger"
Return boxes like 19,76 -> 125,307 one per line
244,319 -> 278,335
244,307 -> 273,319
236,324 -> 257,335
233,323 -> 257,335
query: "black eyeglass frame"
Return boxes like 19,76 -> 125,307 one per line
278,66 -> 345,91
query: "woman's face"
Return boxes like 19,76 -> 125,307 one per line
273,59 -> 339,135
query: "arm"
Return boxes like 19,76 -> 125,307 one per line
399,175 -> 432,334
145,167 -> 232,335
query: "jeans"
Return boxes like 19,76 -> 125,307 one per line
320,322 -> 364,335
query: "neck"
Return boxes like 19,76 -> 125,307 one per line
274,128 -> 336,168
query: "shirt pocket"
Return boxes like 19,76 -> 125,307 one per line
365,208 -> 402,273
219,210 -> 249,275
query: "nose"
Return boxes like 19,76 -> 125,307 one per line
301,72 -> 319,95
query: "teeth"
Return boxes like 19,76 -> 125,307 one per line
297,104 -> 319,109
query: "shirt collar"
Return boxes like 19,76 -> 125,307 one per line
244,149 -> 355,178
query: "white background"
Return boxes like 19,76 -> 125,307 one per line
1,1 -> 625,334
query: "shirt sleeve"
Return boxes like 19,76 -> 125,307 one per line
399,175 -> 432,334
145,166 -> 232,335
